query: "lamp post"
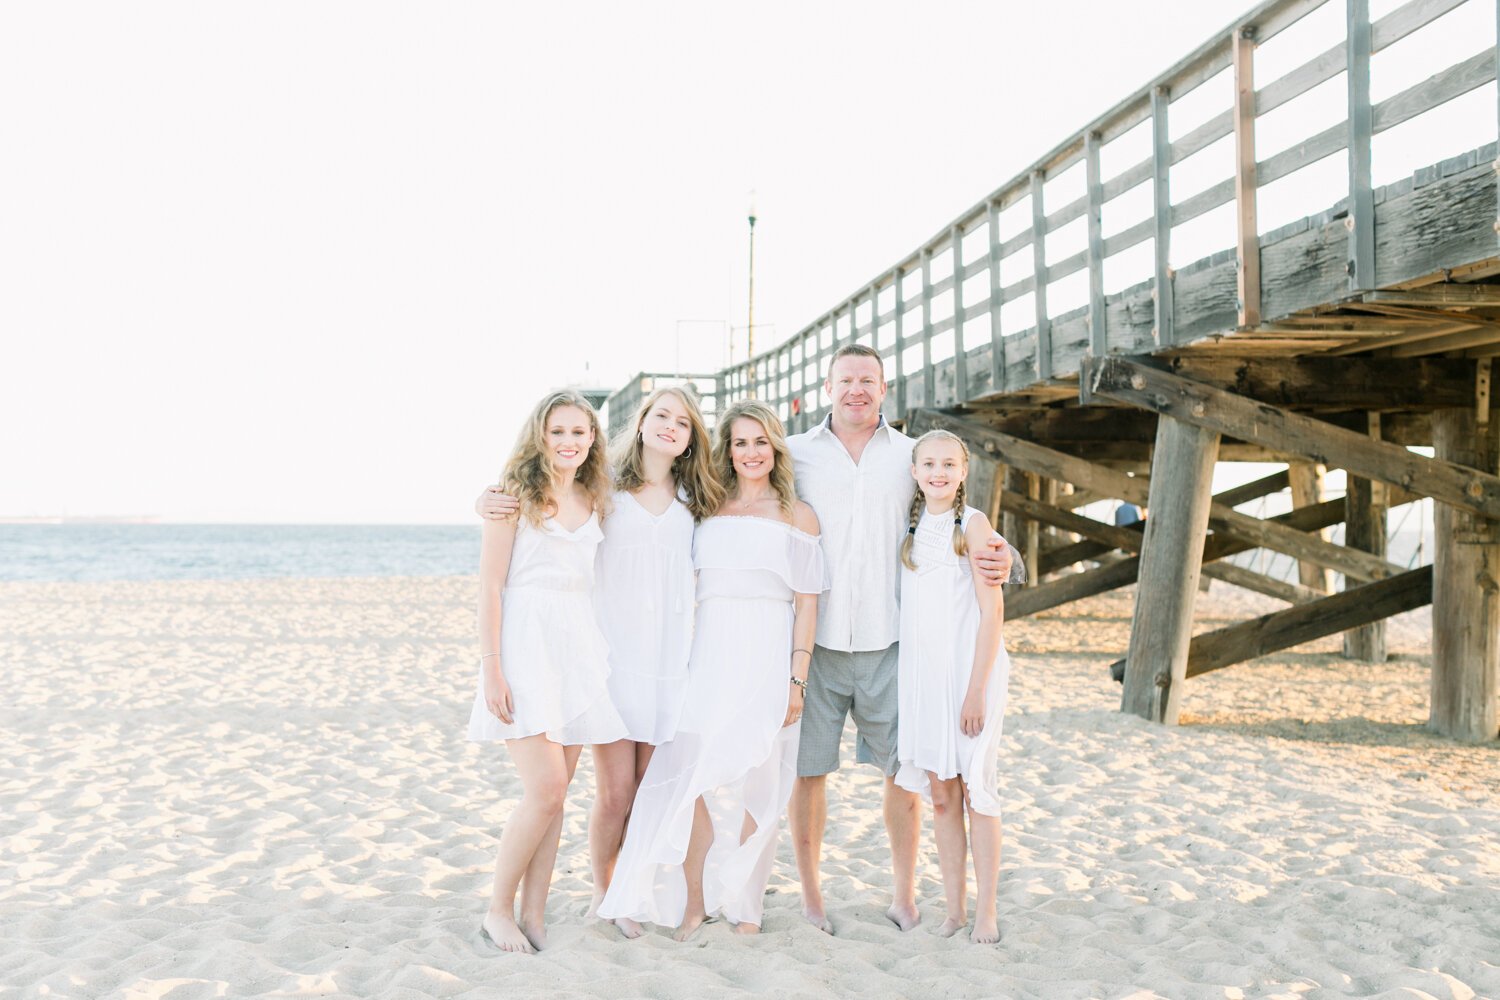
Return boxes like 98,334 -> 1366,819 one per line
746,191 -> 757,398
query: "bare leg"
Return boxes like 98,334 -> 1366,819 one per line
517,744 -> 581,950
883,774 -> 922,931
790,774 -> 833,933
674,797 -> 714,941
482,736 -> 570,954
588,739 -> 641,936
967,793 -> 1002,945
928,773 -> 967,937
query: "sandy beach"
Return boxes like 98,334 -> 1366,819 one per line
3,576 -> 1496,1000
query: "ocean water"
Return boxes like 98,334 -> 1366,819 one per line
0,524 -> 482,582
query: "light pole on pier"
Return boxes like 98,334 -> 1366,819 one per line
746,192 -> 757,398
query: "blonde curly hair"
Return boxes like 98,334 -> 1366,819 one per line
713,400 -> 798,517
501,390 -> 613,526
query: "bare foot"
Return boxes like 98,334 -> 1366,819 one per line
613,917 -> 644,939
480,912 -> 535,954
673,909 -> 708,942
734,922 -> 760,935
971,915 -> 1000,945
886,902 -> 921,932
517,915 -> 547,951
800,898 -> 833,934
936,916 -> 966,938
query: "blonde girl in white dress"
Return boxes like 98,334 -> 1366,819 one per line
893,429 -> 1013,945
598,400 -> 825,940
476,387 -> 724,939
469,390 -> 627,954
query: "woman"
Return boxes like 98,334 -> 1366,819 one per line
475,387 -> 723,938
468,390 -> 626,954
598,400 -> 825,938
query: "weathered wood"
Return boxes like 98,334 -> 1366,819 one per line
1347,0 -> 1375,291
1215,470 -> 1291,508
1288,462 -> 1333,593
1431,408 -> 1500,742
1031,171 -> 1052,380
1146,355 -> 1478,410
892,266 -> 907,417
951,224 -> 968,403
1233,24 -> 1260,328
1121,416 -> 1220,723
921,250 -> 935,407
1201,560 -> 1326,604
1167,567 -> 1431,679
987,201 -> 1004,394
1151,86 -> 1172,349
1344,413 -> 1389,661
1000,464 -> 1029,582
1363,285 -> 1500,306
1085,131 -> 1107,361
1014,498 -> 1349,619
1088,356 -> 1500,520
1023,472 -> 1042,589
1374,47 -> 1496,137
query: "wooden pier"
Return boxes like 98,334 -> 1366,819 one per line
608,0 -> 1500,742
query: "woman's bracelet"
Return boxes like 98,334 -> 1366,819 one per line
790,675 -> 808,690
791,648 -> 813,660
480,652 -> 500,661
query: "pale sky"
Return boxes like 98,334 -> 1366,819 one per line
1,1 -> 1492,523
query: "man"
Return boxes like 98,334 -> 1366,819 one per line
786,343 -> 1012,934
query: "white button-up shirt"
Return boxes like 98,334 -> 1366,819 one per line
789,415 -> 915,652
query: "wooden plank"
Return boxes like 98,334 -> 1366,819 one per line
1373,48 -> 1497,137
1258,120 -> 1346,187
1151,86 -> 1173,348
1431,408 -> 1500,742
1234,25 -> 1261,328
952,224 -> 969,403
1088,357 -> 1500,519
1362,284 -> 1500,307
1288,462 -> 1333,592
1175,566 -> 1433,678
1121,416 -> 1220,723
1348,0 -> 1375,292
1023,472 -> 1042,588
1016,497 -> 1350,620
893,266 -> 906,416
1085,132 -> 1107,360
1173,178 -> 1236,227
1146,354 -> 1481,410
1031,171 -> 1052,380
1216,469 -> 1291,507
1208,500 -> 1402,582
1202,560 -> 1327,604
1343,418 -> 1389,661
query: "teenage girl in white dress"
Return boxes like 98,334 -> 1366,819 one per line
476,387 -> 724,938
469,390 -> 626,954
893,429 -> 1014,945
598,400 -> 825,939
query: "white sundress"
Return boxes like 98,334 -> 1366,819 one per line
466,512 -> 628,746
598,516 -> 828,928
594,490 -> 696,746
893,505 -> 1011,817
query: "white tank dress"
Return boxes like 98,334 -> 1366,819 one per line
598,516 -> 828,928
594,490 -> 696,745
466,513 -> 627,746
893,506 -> 1011,817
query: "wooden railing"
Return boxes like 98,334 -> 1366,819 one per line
608,0 -> 1499,434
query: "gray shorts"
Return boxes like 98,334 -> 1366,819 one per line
796,643 -> 900,778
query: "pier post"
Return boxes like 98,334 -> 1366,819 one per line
1288,462 -> 1333,593
1344,415 -> 1387,661
1430,408 -> 1499,742
1121,416 -> 1220,723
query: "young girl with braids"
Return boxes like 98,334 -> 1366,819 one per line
893,429 -> 1018,945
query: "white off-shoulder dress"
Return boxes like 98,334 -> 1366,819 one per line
598,516 -> 828,928
594,490 -> 696,745
894,506 -> 1011,817
467,513 -> 627,746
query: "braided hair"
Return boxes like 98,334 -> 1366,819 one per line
901,429 -> 973,570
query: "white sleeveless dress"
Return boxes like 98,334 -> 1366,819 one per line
598,516 -> 828,928
594,490 -> 695,745
893,506 -> 1011,817
466,513 -> 627,746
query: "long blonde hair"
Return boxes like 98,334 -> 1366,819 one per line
900,429 -> 971,571
501,390 -> 613,526
610,386 -> 726,522
713,400 -> 798,517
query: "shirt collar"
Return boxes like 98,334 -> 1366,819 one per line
811,412 -> 890,439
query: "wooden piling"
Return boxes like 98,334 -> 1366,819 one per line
1344,415 -> 1388,662
1120,417 -> 1221,723
1430,408 -> 1499,742
1288,462 -> 1332,593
